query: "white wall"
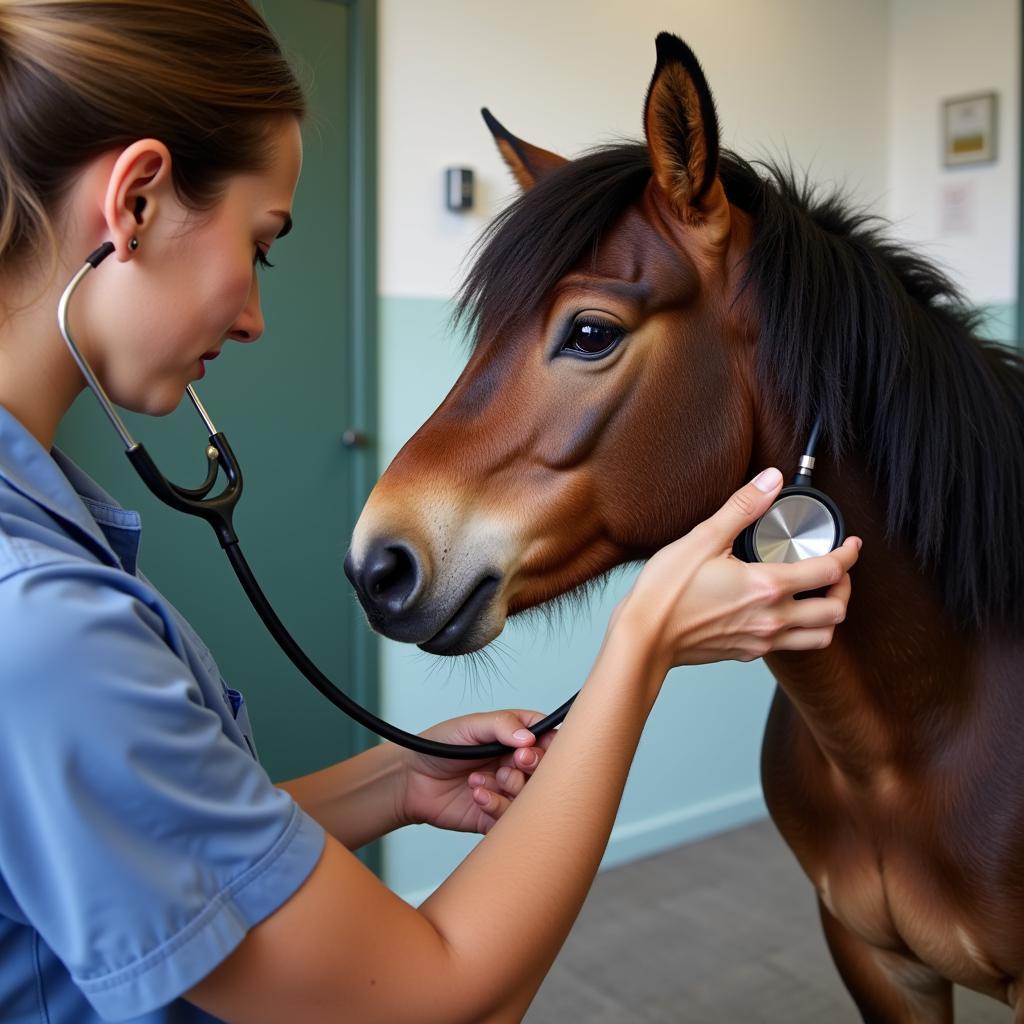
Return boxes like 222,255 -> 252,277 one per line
379,0 -> 892,300
888,0 -> 1018,307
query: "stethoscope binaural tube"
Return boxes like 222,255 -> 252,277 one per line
58,243 -> 576,759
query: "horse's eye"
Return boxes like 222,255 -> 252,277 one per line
560,320 -> 624,359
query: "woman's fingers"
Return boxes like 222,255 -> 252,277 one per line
701,468 -> 785,549
492,710 -> 554,763
761,537 -> 861,598
514,744 -> 543,770
771,564 -> 856,652
472,786 -> 510,822
768,574 -> 851,631
768,627 -> 837,653
751,570 -> 851,655
489,710 -> 546,749
497,765 -> 528,796
469,765 -> 531,798
468,770 -> 499,794
823,570 -> 853,611
434,709 -> 546,751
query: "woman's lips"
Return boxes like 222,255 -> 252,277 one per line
194,349 -> 220,380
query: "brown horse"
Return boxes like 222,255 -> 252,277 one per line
346,33 -> 1024,1022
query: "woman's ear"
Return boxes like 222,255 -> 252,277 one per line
102,140 -> 173,261
643,33 -> 729,241
482,108 -> 568,192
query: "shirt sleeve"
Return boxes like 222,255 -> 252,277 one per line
0,560 -> 326,1021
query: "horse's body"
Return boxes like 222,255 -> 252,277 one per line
762,452 -> 1024,1017
347,35 -> 1024,1021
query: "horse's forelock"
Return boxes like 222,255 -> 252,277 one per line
455,144 -> 653,347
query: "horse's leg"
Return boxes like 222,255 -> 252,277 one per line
818,900 -> 953,1023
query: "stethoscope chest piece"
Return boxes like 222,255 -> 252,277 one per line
734,418 -> 846,570
740,486 -> 844,564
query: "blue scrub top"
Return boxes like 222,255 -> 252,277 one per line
0,406 -> 325,1022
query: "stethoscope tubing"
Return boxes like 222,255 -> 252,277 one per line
226,540 -> 576,757
59,245 -> 574,759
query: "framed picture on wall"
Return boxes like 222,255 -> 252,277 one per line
942,91 -> 998,167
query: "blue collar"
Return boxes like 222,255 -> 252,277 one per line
0,406 -> 141,574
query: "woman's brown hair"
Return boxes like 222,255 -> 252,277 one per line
0,0 -> 306,269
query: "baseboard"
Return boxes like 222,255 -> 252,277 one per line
599,786 -> 768,871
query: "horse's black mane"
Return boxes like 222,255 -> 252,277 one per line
457,143 -> 1024,629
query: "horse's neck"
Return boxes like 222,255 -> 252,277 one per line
752,431 -> 979,779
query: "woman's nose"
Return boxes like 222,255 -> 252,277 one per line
228,278 -> 265,343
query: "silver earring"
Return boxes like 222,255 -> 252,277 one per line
129,237 -> 139,251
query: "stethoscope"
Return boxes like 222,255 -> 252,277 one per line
735,416 -> 846,567
58,242 -> 844,759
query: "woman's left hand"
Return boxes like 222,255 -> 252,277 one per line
399,711 -> 556,835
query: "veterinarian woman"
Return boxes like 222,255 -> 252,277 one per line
0,2 -> 860,1021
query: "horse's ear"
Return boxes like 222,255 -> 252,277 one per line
482,107 -> 568,191
643,33 -> 728,236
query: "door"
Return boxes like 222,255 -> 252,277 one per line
57,0 -> 379,800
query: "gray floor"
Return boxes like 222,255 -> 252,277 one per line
525,819 -> 1011,1023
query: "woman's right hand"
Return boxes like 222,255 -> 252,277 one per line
612,468 -> 862,672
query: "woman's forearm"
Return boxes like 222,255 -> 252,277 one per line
279,742 -> 405,850
418,612 -> 665,1019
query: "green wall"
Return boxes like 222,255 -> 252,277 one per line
979,302 -> 1018,346
57,0 -> 379,800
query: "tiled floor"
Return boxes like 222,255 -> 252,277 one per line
525,819 -> 1011,1023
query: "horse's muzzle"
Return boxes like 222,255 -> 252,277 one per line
344,541 -> 503,654
417,574 -> 500,654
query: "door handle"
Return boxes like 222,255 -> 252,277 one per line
342,429 -> 369,449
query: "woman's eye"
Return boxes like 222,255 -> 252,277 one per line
559,319 -> 624,359
253,247 -> 275,270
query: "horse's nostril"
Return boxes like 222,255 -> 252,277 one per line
363,543 -> 419,614
369,549 -> 403,595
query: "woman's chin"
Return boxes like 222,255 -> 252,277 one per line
118,385 -> 187,418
